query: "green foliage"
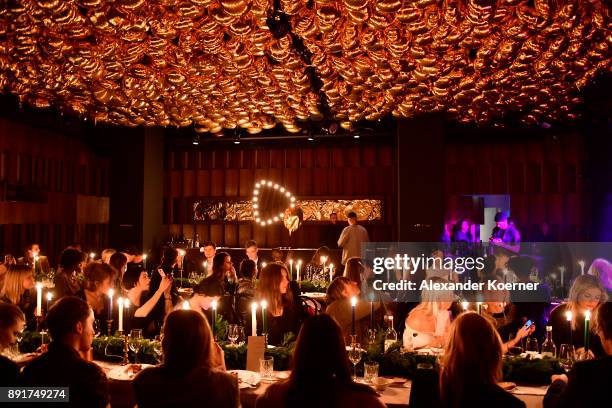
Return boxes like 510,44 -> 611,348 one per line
503,355 -> 564,384
298,280 -> 330,293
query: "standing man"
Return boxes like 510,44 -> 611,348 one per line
245,240 -> 263,277
323,212 -> 343,249
200,241 -> 216,277
18,243 -> 50,275
490,211 -> 521,253
338,212 -> 369,266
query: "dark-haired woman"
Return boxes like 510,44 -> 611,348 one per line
123,269 -> 172,337
0,303 -> 25,384
77,262 -> 115,323
54,247 -> 85,300
255,314 -> 384,408
133,310 -> 239,407
256,263 -> 304,345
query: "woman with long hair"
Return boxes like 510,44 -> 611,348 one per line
304,246 -> 331,281
439,312 -> 525,408
122,269 -> 172,337
256,262 -> 303,345
548,274 -> 608,357
0,265 -> 36,330
325,277 -> 383,344
133,309 -> 238,407
403,277 -> 453,350
343,257 -> 365,291
0,302 -> 26,384
256,314 -> 384,408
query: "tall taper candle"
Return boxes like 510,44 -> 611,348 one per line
289,259 -> 293,280
565,310 -> 573,345
351,297 -> 357,336
35,283 -> 42,317
211,299 -> 218,338
46,292 -> 52,313
584,310 -> 591,352
251,302 -> 258,336
329,263 -> 334,281
261,300 -> 268,334
296,261 -> 301,282
118,298 -> 124,332
107,289 -> 114,320
370,300 -> 374,329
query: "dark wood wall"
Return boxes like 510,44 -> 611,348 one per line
164,141 -> 397,248
0,118 -> 110,263
444,132 -> 589,241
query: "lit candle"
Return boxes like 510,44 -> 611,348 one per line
34,255 -> 39,273
296,260 -> 302,281
89,252 -> 95,262
46,292 -> 52,313
107,288 -> 114,320
262,262 -> 267,270
320,255 -> 328,276
370,299 -> 374,329
182,300 -> 190,310
584,310 -> 591,352
289,259 -> 293,280
211,299 -> 218,338
329,263 -> 334,281
462,301 -> 469,311
261,300 -> 267,334
566,310 -> 573,345
143,254 -> 147,270
477,302 -> 482,315
35,283 -> 43,317
251,302 -> 258,336
351,296 -> 357,335
118,298 -> 124,332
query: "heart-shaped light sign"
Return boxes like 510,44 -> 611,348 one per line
252,180 -> 296,227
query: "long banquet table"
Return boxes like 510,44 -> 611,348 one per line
96,361 -> 547,408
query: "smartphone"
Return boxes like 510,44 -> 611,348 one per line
523,320 -> 533,329
158,268 -> 166,278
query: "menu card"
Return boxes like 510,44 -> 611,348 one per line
246,336 -> 266,372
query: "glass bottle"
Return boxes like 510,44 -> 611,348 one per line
384,315 -> 398,352
541,325 -> 557,357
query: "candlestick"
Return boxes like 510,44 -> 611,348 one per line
211,299 -> 218,339
566,310 -> 573,345
329,263 -> 334,281
251,302 -> 258,336
578,260 -> 585,275
106,319 -> 113,337
118,298 -> 124,332
178,250 -> 185,288
35,283 -> 42,317
289,259 -> 293,280
107,289 -> 114,320
584,310 -> 591,352
261,300 -> 268,334
351,297 -> 357,336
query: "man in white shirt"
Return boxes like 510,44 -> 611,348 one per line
337,212 -> 369,266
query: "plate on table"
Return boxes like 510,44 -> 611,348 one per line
498,382 -> 517,391
107,364 -> 153,381
229,370 -> 261,389
302,292 -> 326,299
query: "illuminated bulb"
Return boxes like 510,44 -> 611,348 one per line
89,252 -> 95,259
285,192 -> 290,197
261,179 -> 266,184
118,297 -> 123,307
267,181 -> 272,186
46,292 -> 53,301
267,219 -> 272,224
290,204 -> 295,208
290,196 -> 295,202
260,221 -> 265,226
255,183 -> 260,188
251,302 -> 257,312
256,218 -> 261,223
253,190 -> 259,195
279,212 -> 284,217
178,249 -> 185,257
585,310 -> 591,321
253,204 -> 258,209
254,211 -> 259,216
143,254 -> 147,260
253,197 -> 258,202
108,288 -> 114,298
212,300 -> 217,311
280,187 -> 285,192
262,262 -> 267,268
274,184 -> 278,189
273,217 -> 278,221
261,300 -> 267,309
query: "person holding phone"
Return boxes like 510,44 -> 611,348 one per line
146,247 -> 179,330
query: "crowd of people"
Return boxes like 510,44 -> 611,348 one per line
0,211 -> 611,407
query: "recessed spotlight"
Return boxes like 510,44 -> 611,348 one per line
234,140 -> 240,144
353,134 -> 360,139
192,136 -> 200,145
307,137 -> 314,141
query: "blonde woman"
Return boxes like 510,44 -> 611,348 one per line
548,274 -> 608,357
438,312 -> 525,408
0,265 -> 36,330
403,277 -> 453,350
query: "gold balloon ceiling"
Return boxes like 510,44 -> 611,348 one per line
0,0 -> 610,133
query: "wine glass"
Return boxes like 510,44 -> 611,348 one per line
152,335 -> 163,363
525,337 -> 539,355
507,333 -> 523,356
227,325 -> 239,346
559,344 -> 575,372
129,329 -> 143,363
348,342 -> 362,380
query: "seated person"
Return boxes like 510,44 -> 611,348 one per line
544,302 -> 612,408
123,269 -> 172,337
192,277 -> 227,326
133,309 -> 238,408
235,259 -> 257,326
54,247 -> 85,300
0,303 -> 25,385
256,314 -> 384,408
403,277 -> 453,350
257,263 -> 304,346
0,264 -> 37,330
20,296 -> 110,407
548,274 -> 608,357
325,277 -> 382,344
437,312 -> 525,407
304,246 -> 331,281
77,262 -> 116,324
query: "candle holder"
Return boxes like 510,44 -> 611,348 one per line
121,335 -> 129,366
35,315 -> 44,332
106,319 -> 113,337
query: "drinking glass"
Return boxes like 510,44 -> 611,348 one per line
558,344 -> 575,372
227,325 -> 240,346
93,320 -> 101,338
525,337 -> 539,355
348,343 -> 362,380
507,333 -> 523,355
259,356 -> 274,380
152,335 -> 163,363
364,361 -> 379,384
129,329 -> 143,363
